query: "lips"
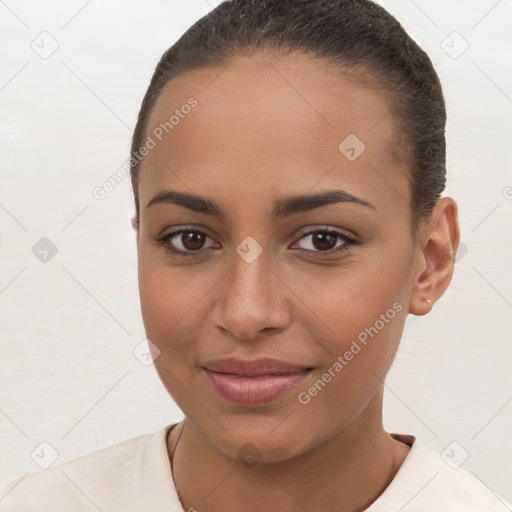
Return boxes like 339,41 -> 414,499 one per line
202,357 -> 312,406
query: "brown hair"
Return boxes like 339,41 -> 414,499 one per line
130,0 -> 446,230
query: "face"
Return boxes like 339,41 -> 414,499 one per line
135,51 -> 422,462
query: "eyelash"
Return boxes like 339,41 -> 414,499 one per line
153,228 -> 358,259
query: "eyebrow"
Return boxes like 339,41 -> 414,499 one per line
146,188 -> 376,220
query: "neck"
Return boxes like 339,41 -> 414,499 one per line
167,389 -> 410,512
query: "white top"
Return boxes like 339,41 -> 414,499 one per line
0,423 -> 509,511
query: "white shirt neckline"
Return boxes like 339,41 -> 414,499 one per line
134,424 -> 425,511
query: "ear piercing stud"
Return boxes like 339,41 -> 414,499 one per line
420,296 -> 432,304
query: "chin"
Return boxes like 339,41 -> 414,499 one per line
202,415 -> 316,464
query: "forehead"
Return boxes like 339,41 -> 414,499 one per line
139,51 -> 407,218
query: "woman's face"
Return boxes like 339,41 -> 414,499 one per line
135,52 -> 425,461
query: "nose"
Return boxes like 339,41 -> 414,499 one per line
211,249 -> 290,341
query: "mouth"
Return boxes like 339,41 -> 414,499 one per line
202,357 -> 313,406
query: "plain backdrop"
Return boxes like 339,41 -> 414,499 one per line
1,0 -> 511,504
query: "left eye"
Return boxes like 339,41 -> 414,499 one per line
292,229 -> 357,255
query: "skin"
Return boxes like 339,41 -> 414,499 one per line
132,50 -> 460,511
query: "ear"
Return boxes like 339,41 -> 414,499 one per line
131,214 -> 139,242
409,197 -> 461,316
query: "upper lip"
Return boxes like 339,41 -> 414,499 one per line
202,357 -> 312,377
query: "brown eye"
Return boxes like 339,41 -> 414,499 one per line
292,229 -> 358,258
154,229 -> 218,257
309,231 -> 338,251
180,231 -> 207,251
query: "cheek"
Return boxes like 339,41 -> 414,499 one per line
280,257 -> 407,402
138,265 -> 200,403
137,256 -> 220,355
138,262 -> 215,419
280,252 -> 406,338
295,302 -> 406,428
138,260 -> 191,348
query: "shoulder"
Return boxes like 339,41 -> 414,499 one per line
369,434 -> 511,511
0,431 -> 155,511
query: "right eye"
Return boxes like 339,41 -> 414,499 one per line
154,228 -> 219,257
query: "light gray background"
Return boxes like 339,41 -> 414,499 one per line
1,0 -> 511,504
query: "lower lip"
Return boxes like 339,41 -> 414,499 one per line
203,368 -> 311,406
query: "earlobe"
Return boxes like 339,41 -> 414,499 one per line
410,294 -> 434,316
409,266 -> 435,316
131,214 -> 139,232
408,197 -> 460,316
131,214 -> 139,245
